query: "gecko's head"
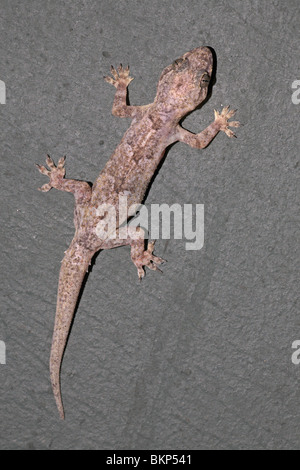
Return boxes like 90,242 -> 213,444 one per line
155,47 -> 213,114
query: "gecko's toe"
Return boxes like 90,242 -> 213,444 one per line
36,164 -> 50,176
224,128 -> 236,138
104,75 -> 116,86
229,120 -> 240,126
110,65 -> 118,79
38,183 -> 52,192
57,156 -> 66,169
46,155 -> 56,169
137,267 -> 145,280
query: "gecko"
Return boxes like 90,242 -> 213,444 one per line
36,46 -> 239,419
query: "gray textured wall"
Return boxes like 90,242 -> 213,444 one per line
0,0 -> 299,450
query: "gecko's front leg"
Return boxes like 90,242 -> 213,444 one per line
104,64 -> 150,118
177,106 -> 240,149
36,155 -> 92,203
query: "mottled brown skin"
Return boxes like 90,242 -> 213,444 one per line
36,47 -> 239,419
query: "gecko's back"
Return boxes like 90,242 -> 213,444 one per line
91,107 -> 176,208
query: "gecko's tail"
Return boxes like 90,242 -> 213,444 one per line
50,239 -> 95,420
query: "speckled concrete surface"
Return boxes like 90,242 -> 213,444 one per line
0,0 -> 299,449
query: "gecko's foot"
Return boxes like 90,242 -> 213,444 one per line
133,240 -> 166,280
104,64 -> 134,89
36,155 -> 66,191
214,106 -> 240,138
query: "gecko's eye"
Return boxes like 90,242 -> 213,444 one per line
172,57 -> 189,71
200,72 -> 210,88
172,58 -> 184,67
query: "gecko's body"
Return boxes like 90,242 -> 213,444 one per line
37,47 -> 239,419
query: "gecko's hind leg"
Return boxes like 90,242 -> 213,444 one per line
131,239 -> 165,279
99,226 -> 165,279
127,227 -> 165,279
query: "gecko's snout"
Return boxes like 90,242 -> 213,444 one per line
188,46 -> 213,73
